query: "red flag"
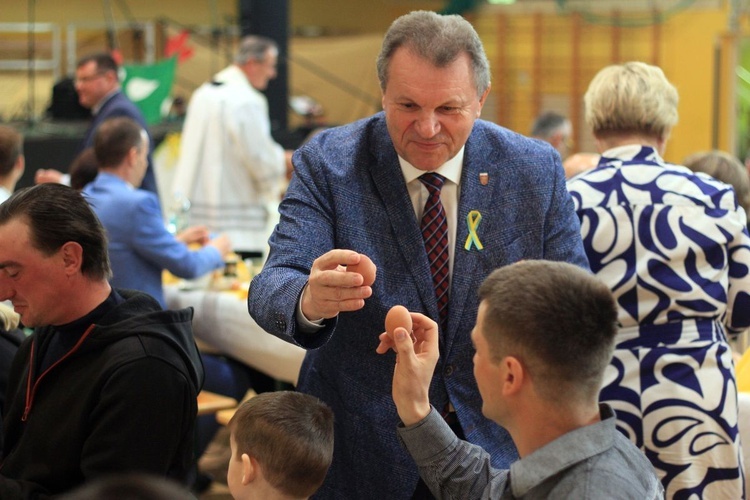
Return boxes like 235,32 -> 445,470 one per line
165,30 -> 194,63
110,49 -> 123,66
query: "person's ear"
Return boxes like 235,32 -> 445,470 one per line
60,241 -> 84,275
477,83 -> 491,116
104,69 -> 118,86
501,355 -> 524,396
241,453 -> 255,485
127,146 -> 140,167
14,155 -> 25,178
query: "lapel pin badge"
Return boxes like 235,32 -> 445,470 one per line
479,172 -> 489,186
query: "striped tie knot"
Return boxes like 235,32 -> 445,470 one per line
419,172 -> 446,193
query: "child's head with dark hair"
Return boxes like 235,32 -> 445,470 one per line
227,391 -> 334,500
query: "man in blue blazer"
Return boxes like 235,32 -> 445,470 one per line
83,117 -> 230,308
36,53 -> 159,198
248,11 -> 589,499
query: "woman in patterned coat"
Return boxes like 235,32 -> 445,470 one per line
568,61 -> 750,498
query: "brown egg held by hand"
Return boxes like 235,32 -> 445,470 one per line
347,254 -> 376,286
385,305 -> 413,339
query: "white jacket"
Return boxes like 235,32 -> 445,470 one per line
172,65 -> 286,254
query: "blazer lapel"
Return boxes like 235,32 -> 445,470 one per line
445,135 -> 506,347
369,123 -> 440,321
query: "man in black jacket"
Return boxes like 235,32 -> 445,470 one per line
0,183 -> 204,499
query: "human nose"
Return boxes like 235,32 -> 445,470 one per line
414,110 -> 440,138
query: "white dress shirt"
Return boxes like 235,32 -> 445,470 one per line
0,187 -> 11,204
399,146 -> 464,285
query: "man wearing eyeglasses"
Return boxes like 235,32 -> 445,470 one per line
35,53 -> 159,199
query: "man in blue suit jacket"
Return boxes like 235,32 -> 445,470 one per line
36,53 -> 159,198
248,11 -> 589,499
83,117 -> 230,308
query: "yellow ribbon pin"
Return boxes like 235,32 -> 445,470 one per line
464,210 -> 484,251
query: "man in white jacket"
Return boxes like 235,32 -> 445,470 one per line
173,36 -> 293,259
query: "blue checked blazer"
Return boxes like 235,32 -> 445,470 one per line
248,113 -> 589,499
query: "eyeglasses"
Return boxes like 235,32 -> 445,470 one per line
74,72 -> 107,84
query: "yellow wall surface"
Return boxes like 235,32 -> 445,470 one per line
0,1 -> 742,163
2,1 -> 237,26
0,0 -> 440,121
291,0 -> 444,35
660,8 -> 729,163
475,3 -> 734,163
0,1 -> 238,120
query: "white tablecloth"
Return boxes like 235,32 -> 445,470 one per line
164,285 -> 305,385
738,392 -> 750,498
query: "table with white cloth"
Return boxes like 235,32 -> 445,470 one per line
164,284 -> 305,385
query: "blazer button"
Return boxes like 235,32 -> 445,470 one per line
275,316 -> 286,331
444,364 -> 454,376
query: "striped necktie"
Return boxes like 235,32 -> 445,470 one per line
419,173 -> 449,329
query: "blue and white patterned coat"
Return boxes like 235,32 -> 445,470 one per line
568,144 -> 750,498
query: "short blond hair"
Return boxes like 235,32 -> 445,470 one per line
584,61 -> 678,141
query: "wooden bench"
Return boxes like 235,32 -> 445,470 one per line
215,389 -> 258,425
197,390 -> 238,416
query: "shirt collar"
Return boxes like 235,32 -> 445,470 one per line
215,65 -> 254,89
600,144 -> 662,163
508,404 -> 617,497
399,146 -> 465,186
97,171 -> 136,190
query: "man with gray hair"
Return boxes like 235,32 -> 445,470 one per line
530,111 -> 572,158
249,10 -> 587,498
172,35 -> 293,259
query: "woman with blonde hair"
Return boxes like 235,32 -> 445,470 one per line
568,61 -> 750,497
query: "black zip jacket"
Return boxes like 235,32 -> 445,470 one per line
0,289 -> 204,499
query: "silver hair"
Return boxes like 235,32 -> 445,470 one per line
376,10 -> 490,97
235,35 -> 278,65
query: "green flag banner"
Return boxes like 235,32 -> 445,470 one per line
121,56 -> 177,125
